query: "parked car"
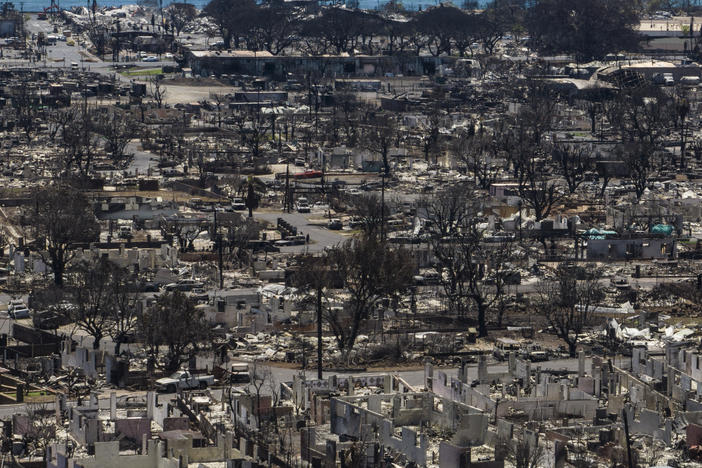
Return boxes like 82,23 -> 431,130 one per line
118,225 -> 132,239
327,218 -> 343,230
275,235 -> 306,247
142,56 -> 158,62
246,240 -> 279,252
139,282 -> 161,292
228,363 -> 251,384
493,338 -> 520,361
414,271 -> 441,286
296,197 -> 310,213
33,310 -> 64,329
9,307 -> 29,319
231,198 -> 246,210
155,371 -> 215,392
653,72 -> 674,86
485,232 -> 516,243
164,279 -> 204,292
681,76 -> 701,86
522,344 -> 548,362
8,301 -> 29,319
610,275 -> 630,289
483,271 -> 521,285
348,217 -> 365,229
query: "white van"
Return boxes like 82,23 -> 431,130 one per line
229,363 -> 251,384
681,75 -> 700,86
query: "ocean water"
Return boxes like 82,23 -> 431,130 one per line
19,0 -> 487,12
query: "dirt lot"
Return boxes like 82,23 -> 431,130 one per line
161,84 -> 238,104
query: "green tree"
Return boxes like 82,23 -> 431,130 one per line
526,0 -> 641,62
204,0 -> 258,49
168,2 -> 197,36
249,7 -> 299,55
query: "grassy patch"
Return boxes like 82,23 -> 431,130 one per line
119,67 -> 162,77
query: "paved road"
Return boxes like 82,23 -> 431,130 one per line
27,17 -> 93,70
253,211 -> 347,253
126,141 -> 158,176
25,15 -> 175,81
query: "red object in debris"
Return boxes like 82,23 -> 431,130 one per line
293,170 -> 322,179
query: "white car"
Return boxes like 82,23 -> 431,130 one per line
8,301 -> 29,319
155,371 -> 214,392
231,198 -> 246,210
164,52 -> 174,59
142,56 -> 159,62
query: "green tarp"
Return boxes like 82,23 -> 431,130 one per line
651,224 -> 673,236
584,228 -> 617,239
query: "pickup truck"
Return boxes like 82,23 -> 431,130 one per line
155,371 -> 215,392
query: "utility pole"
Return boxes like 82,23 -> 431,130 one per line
284,159 -> 291,213
316,284 -> 323,380
213,208 -> 223,289
217,229 -> 223,289
320,151 -> 325,194
622,408 -> 634,468
518,200 -> 522,241
380,172 -> 386,241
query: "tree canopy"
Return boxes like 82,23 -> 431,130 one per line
526,0 -> 641,61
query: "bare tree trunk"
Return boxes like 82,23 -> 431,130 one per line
316,285 -> 323,380
477,303 -> 487,337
